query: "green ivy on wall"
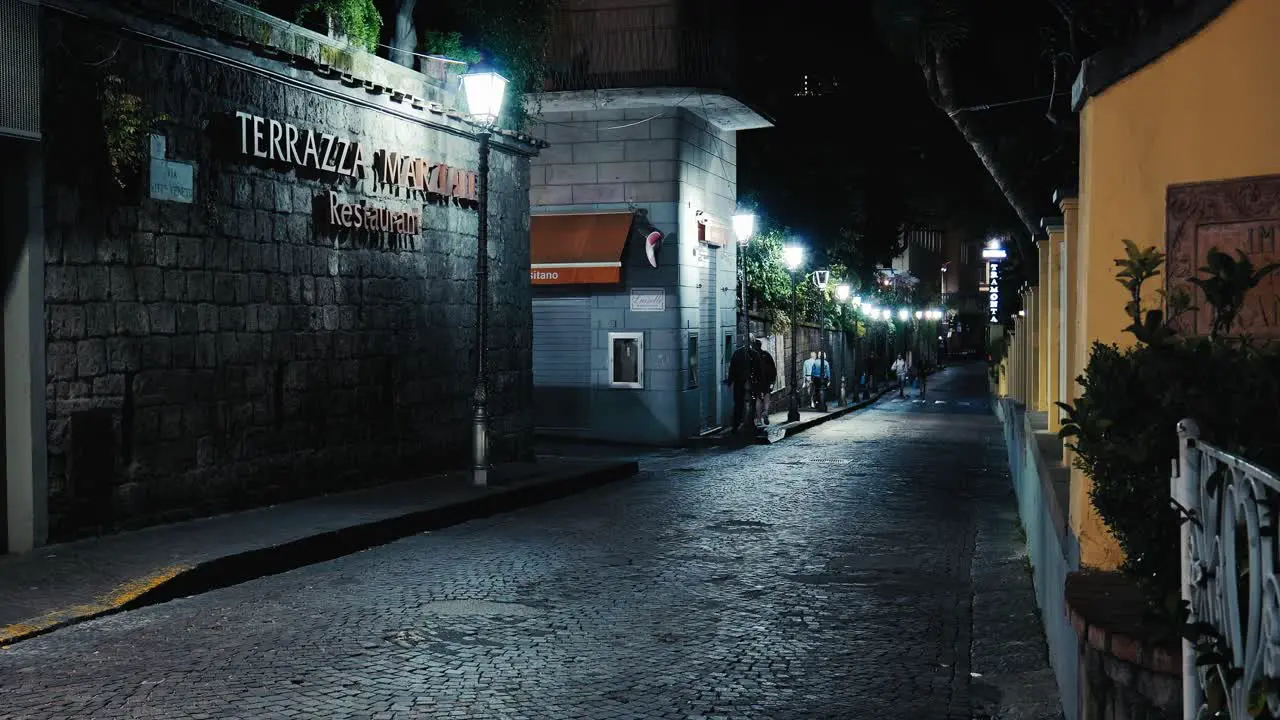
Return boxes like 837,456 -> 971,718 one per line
297,0 -> 382,52
416,0 -> 560,129
100,75 -> 166,190
418,31 -> 482,65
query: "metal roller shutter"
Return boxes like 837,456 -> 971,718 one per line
532,297 -> 591,430
0,0 -> 40,141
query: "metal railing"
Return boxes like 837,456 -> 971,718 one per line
542,22 -> 736,94
1173,419 -> 1280,720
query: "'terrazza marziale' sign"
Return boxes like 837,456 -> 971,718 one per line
233,111 -> 478,206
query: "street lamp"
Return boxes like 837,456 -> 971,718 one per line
462,64 -> 508,487
733,212 -> 755,343
835,285 -> 850,403
898,308 -> 910,321
783,243 -> 804,422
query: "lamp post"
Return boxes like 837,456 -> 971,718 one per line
732,212 -> 755,344
461,64 -> 508,487
812,269 -> 829,410
836,284 -> 849,405
783,243 -> 804,422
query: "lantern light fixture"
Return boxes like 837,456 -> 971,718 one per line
461,64 -> 509,125
732,213 -> 755,246
783,244 -> 805,271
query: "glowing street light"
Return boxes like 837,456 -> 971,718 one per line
914,310 -> 923,319
461,65 -> 509,125
836,284 -> 850,301
732,213 -> 755,245
783,244 -> 804,271
898,308 -> 910,321
461,62 -> 509,487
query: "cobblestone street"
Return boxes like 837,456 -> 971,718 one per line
0,363 -> 1051,719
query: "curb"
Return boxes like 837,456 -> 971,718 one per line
770,384 -> 899,441
0,461 -> 639,648
688,384 -> 898,448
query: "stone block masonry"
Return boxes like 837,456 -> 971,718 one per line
39,11 -> 536,540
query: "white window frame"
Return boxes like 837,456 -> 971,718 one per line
607,332 -> 645,389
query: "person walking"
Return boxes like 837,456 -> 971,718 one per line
725,338 -> 754,433
891,353 -> 909,398
815,351 -> 831,409
750,338 -> 777,427
917,355 -> 929,397
803,351 -> 826,409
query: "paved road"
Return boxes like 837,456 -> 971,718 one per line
0,363 -> 1054,719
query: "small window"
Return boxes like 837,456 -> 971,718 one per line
687,333 -> 699,389
609,332 -> 643,388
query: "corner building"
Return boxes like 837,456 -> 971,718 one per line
526,0 -> 771,445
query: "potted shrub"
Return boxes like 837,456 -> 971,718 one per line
1059,240 -> 1280,714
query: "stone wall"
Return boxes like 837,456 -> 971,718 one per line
40,7 -> 535,539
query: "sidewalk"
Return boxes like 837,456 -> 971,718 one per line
0,457 -> 638,647
695,383 -> 899,447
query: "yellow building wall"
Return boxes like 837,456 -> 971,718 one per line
1074,0 -> 1280,568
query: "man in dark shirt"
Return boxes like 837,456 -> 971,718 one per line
725,338 -> 755,433
750,338 -> 777,426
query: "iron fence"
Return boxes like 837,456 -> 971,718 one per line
1173,419 -> 1280,720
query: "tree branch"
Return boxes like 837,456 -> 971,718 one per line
922,48 -> 1044,240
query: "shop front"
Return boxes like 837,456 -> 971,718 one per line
529,204 -> 739,446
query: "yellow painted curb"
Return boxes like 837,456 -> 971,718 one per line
0,564 -> 190,647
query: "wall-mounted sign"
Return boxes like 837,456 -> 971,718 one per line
987,261 -> 1001,324
149,134 -> 166,160
320,191 -> 421,236
149,158 -> 194,204
630,288 -> 666,312
693,244 -> 710,266
645,230 -> 663,268
1166,175 -> 1280,338
233,111 -> 477,205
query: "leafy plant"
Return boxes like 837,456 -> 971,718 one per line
410,5 -> 558,128
1188,248 -> 1280,339
100,75 -> 166,190
297,0 -> 383,52
1059,241 -> 1280,629
418,30 -> 482,65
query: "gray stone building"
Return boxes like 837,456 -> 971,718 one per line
1,0 -> 541,551
524,0 -> 771,445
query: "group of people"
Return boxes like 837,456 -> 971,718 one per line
724,337 -> 778,434
724,340 -> 934,434
890,353 -> 929,397
725,340 -> 842,434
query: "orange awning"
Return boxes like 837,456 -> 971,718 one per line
530,212 -> 633,285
